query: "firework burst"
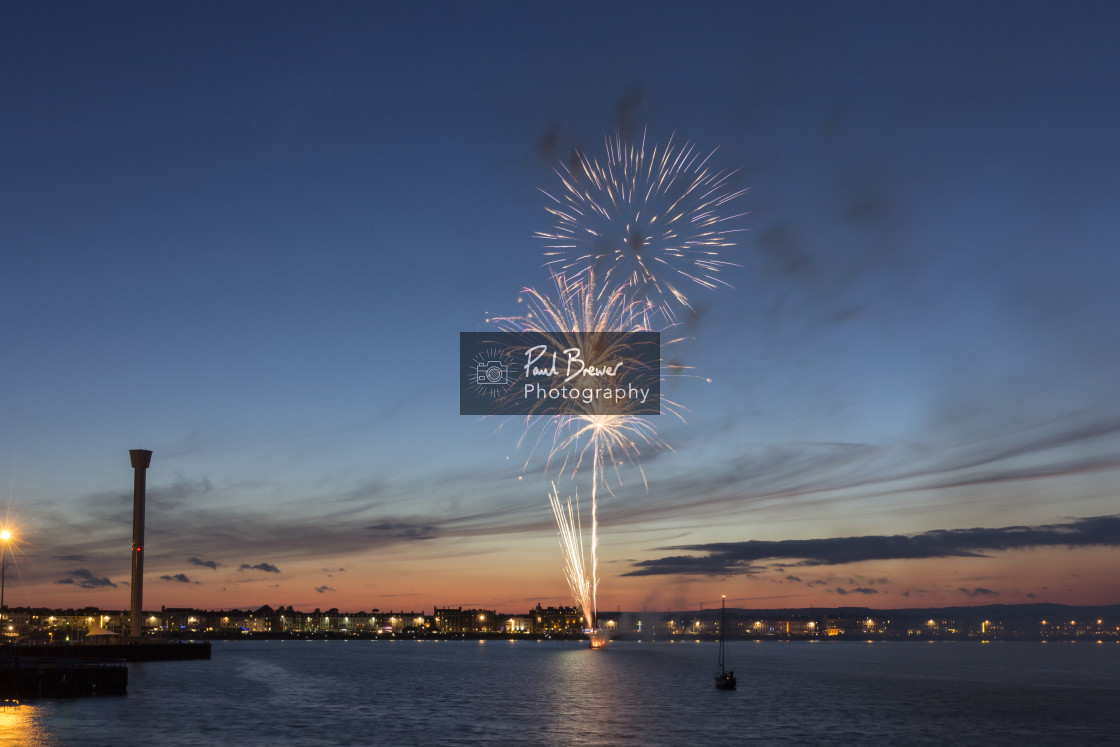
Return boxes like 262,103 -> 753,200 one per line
492,272 -> 677,486
536,129 -> 748,324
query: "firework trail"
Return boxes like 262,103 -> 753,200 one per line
546,408 -> 673,621
547,484 -> 593,630
536,128 -> 748,324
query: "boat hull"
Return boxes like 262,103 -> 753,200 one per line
714,673 -> 737,690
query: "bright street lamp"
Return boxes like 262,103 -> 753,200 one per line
0,529 -> 11,623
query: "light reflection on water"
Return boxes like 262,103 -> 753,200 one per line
6,639 -> 1120,746
0,702 -> 51,747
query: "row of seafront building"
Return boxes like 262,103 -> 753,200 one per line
0,604 -> 586,639
3,605 -> 1118,641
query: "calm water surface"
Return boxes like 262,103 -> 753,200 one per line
3,639 -> 1118,745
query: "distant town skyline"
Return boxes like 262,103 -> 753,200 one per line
7,599 -> 1119,645
2,2 -> 1118,614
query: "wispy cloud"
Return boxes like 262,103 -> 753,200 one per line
19,413 -> 1120,594
56,569 -> 117,589
160,573 -> 195,584
365,521 -> 438,541
624,515 -> 1120,577
239,562 -> 280,573
958,587 -> 999,597
597,416 -> 1120,535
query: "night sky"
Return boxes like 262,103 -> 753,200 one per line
2,1 -> 1118,613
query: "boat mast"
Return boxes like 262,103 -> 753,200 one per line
718,595 -> 726,672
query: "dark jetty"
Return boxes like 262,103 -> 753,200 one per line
3,641 -> 210,662
0,656 -> 127,698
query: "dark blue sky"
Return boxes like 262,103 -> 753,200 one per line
2,1 -> 1118,611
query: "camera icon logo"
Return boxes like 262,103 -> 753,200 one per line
476,360 -> 510,386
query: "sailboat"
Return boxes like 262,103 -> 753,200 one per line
714,596 -> 736,690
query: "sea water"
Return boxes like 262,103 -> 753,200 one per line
3,639 -> 1118,745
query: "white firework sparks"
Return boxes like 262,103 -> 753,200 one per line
536,128 -> 748,324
